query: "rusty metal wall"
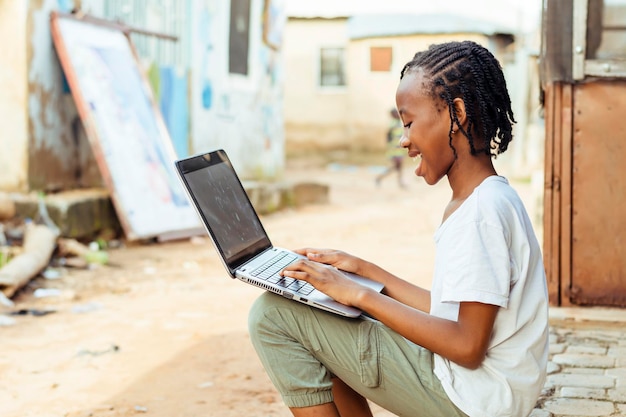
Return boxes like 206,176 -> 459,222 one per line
569,80 -> 626,306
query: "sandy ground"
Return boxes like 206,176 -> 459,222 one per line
0,159 -> 541,417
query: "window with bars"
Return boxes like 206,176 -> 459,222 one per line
229,0 -> 251,76
320,47 -> 346,87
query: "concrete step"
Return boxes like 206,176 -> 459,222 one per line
7,181 -> 329,240
11,189 -> 120,239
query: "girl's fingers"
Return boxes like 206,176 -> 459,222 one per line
283,259 -> 334,281
283,259 -> 316,275
281,269 -> 309,280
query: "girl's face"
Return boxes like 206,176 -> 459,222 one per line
396,70 -> 456,185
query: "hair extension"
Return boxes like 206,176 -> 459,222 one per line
400,41 -> 516,157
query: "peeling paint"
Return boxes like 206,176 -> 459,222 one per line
190,0 -> 286,180
26,0 -> 100,191
2,0 -> 286,193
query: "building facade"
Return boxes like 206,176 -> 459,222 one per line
0,0 -> 287,194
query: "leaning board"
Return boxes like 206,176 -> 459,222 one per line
50,12 -> 200,240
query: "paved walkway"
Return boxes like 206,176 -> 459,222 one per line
531,307 -> 626,417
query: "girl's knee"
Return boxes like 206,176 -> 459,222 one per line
248,292 -> 293,334
248,292 -> 274,328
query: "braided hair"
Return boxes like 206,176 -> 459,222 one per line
400,40 -> 515,157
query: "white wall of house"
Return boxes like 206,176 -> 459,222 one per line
283,6 -> 544,182
190,0 -> 286,180
282,17 -> 350,155
346,33 -> 488,153
0,1 -> 29,191
283,22 -> 490,154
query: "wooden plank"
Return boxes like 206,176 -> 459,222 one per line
553,84 -> 563,305
559,84 -> 573,306
570,81 -> 626,306
543,83 -> 559,305
586,59 -> 626,78
551,84 -> 563,306
572,0 -> 588,80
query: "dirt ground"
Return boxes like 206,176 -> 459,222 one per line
0,158 -> 541,417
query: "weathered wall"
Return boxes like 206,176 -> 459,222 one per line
0,0 -> 107,193
0,0 -> 287,193
28,0 -> 101,192
190,0 -> 286,180
82,0 -> 287,181
0,1 -> 28,191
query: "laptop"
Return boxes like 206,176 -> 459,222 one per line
174,149 -> 384,318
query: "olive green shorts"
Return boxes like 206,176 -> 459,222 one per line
248,292 -> 467,416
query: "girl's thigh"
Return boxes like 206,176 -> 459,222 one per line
249,292 -> 466,417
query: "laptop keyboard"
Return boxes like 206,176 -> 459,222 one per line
250,252 -> 315,296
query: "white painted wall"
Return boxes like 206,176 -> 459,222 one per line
283,23 -> 490,154
190,0 -> 286,180
282,18 -> 350,154
283,0 -> 545,179
346,33 -> 488,152
0,1 -> 28,191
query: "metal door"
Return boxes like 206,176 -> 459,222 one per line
569,80 -> 626,306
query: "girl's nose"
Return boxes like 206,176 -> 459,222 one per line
399,134 -> 409,148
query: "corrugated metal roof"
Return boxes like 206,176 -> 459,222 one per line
347,14 -> 515,39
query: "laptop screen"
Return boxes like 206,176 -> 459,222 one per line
177,150 -> 272,272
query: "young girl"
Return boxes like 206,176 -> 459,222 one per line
248,40 -> 548,417
375,108 -> 407,188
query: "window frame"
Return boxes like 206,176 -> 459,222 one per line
317,46 -> 347,90
573,0 -> 626,79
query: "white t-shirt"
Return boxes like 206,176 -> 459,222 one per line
430,176 -> 548,417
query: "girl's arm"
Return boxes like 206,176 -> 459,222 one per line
358,259 -> 431,313
356,289 -> 498,369
282,257 -> 498,368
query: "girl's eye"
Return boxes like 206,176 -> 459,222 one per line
403,122 -> 412,128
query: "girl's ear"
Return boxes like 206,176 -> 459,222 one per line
451,98 -> 467,130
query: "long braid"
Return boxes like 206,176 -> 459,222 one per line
400,41 -> 515,157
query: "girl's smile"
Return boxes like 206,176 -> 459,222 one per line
396,70 -> 456,185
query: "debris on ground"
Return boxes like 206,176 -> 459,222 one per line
57,238 -> 109,268
0,191 -> 115,307
8,308 -> 56,316
0,223 -> 58,301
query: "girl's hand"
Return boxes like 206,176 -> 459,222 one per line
292,248 -> 363,275
281,257 -> 368,307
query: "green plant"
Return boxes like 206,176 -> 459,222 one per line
0,248 -> 10,269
